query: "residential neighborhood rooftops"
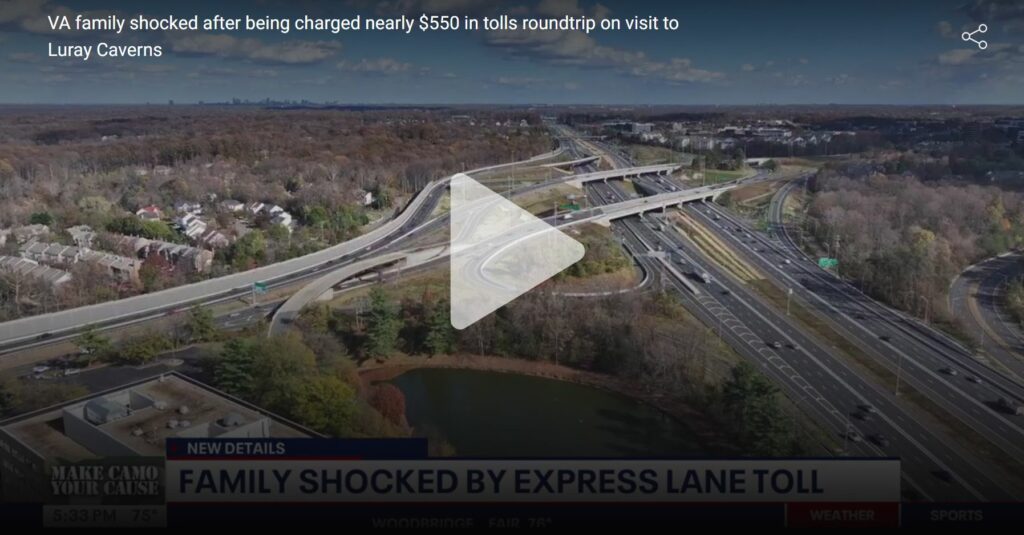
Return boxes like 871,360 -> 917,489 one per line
0,255 -> 72,287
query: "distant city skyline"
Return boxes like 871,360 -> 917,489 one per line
0,0 -> 1022,104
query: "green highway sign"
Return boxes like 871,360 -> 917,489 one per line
253,281 -> 268,294
818,258 -> 839,270
559,203 -> 581,211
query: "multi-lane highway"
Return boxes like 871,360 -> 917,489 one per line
565,127 -> 1020,501
751,180 -> 1024,462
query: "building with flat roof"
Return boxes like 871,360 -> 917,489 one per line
0,373 -> 313,502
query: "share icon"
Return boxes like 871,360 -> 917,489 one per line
962,24 -> 988,50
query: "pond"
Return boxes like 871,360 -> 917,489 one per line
390,368 -> 704,457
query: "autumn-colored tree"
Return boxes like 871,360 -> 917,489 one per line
369,383 -> 407,427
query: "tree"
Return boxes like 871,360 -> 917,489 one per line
216,338 -> 258,397
29,212 -> 53,226
291,376 -> 359,436
369,383 -> 407,427
250,333 -> 319,413
230,230 -> 267,270
139,254 -> 173,293
365,286 -> 400,358
76,326 -> 112,363
424,299 -> 454,356
720,362 -> 794,455
109,332 -> 171,365
186,306 -> 218,343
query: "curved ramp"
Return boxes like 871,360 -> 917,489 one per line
268,253 -> 407,336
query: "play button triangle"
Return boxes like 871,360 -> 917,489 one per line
449,173 -> 585,330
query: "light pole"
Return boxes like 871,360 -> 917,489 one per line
786,287 -> 793,316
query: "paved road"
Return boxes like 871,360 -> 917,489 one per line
570,129 -> 1019,501
747,180 -> 1024,464
950,252 -> 1024,380
0,147 -> 573,356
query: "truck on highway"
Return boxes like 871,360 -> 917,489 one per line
698,271 -> 711,284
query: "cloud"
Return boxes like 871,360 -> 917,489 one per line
0,1 -> 122,37
963,0 -> 1024,32
0,0 -> 46,24
337,57 -> 414,74
937,48 -> 979,66
484,29 -> 724,84
936,20 -> 956,39
186,66 -> 278,79
536,0 -> 584,17
825,73 -> 853,86
7,51 -> 41,63
493,75 -> 546,87
167,33 -> 342,65
937,43 -> 1023,65
364,0 -> 496,15
740,63 -> 755,72
963,0 -> 1024,24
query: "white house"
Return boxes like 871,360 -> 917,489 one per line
175,201 -> 203,215
175,213 -> 208,240
245,202 -> 265,215
271,212 -> 293,230
221,199 -> 245,213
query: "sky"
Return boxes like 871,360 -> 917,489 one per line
0,0 -> 1022,104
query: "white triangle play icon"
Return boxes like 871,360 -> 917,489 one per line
449,173 -> 585,330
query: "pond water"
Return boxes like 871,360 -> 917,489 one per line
390,368 -> 704,457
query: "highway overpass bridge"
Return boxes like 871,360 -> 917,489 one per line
565,164 -> 680,188
540,155 -> 599,169
563,181 -> 735,226
267,247 -> 447,336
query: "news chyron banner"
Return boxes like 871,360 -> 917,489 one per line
162,438 -> 901,528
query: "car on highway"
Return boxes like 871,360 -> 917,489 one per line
941,367 -> 959,376
769,341 -> 783,349
996,397 -> 1024,415
869,434 -> 890,447
879,334 -> 891,342
846,431 -> 862,443
858,404 -> 877,414
934,470 -> 954,484
967,376 -> 983,385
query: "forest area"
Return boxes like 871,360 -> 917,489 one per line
0,106 -> 550,227
803,166 -> 1024,331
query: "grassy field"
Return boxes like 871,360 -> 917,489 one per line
627,144 -> 689,166
512,183 -> 585,215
